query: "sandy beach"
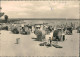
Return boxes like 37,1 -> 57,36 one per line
0,30 -> 79,56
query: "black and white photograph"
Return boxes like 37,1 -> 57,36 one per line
0,0 -> 80,57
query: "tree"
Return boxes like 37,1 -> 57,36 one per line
0,7 -> 4,17
0,12 -> 4,17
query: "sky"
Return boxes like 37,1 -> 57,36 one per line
0,1 -> 79,19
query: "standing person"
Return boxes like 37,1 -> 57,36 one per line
49,37 -> 52,46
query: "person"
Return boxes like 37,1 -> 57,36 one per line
49,37 -> 52,46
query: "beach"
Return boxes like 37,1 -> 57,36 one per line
0,30 -> 79,56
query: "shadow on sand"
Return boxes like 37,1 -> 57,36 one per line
32,38 -> 40,41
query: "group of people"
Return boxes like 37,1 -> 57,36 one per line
33,23 -> 78,46
0,21 -> 79,47
0,22 -> 78,41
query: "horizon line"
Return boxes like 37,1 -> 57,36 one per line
0,18 -> 80,20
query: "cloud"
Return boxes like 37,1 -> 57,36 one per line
1,1 -> 79,19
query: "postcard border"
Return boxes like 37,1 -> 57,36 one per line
0,0 -> 80,57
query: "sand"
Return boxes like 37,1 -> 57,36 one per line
0,30 -> 79,56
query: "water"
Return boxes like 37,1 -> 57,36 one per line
20,19 -> 79,27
